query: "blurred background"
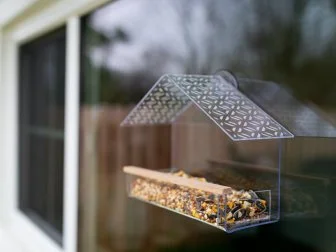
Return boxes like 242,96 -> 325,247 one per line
1,0 -> 336,252
79,1 -> 336,252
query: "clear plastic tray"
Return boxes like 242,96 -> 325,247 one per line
124,166 -> 273,233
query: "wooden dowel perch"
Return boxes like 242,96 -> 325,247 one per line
123,166 -> 232,195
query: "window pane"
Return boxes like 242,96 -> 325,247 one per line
19,27 -> 65,244
23,30 -> 65,130
25,134 -> 64,233
79,2 -> 336,252
79,10 -> 172,252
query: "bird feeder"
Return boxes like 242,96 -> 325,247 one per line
120,71 -> 336,232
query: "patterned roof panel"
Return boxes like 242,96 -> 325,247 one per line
121,74 -> 294,141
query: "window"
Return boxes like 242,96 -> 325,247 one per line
78,2 -> 336,252
18,27 -> 66,245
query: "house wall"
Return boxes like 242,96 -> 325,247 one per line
0,0 -> 39,27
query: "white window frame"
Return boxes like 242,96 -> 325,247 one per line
0,1 -> 109,252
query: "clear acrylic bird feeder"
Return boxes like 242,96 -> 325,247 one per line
120,71 -> 336,233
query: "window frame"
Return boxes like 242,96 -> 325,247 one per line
0,1 -> 110,252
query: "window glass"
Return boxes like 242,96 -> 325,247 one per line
80,1 -> 336,252
19,27 -> 66,245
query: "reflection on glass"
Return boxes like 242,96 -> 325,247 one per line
80,1 -> 336,251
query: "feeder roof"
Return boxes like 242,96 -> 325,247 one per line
121,73 -> 336,141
